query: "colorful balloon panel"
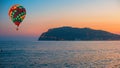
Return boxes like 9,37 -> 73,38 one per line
8,4 -> 26,27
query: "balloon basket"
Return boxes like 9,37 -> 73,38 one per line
16,27 -> 19,31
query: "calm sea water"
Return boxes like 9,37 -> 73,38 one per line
0,41 -> 120,68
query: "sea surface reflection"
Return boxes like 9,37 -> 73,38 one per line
0,41 -> 120,68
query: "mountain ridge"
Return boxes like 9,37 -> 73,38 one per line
38,26 -> 120,41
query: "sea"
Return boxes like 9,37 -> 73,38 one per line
0,41 -> 120,68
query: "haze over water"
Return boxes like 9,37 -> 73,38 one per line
1,41 -> 120,68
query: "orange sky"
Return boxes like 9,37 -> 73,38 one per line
0,0 -> 120,40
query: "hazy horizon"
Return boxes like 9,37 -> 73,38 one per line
1,0 -> 120,41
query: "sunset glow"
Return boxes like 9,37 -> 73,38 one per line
0,0 -> 120,40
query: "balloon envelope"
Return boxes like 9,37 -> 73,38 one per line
8,4 -> 26,27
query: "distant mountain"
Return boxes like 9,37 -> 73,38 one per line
38,26 -> 120,41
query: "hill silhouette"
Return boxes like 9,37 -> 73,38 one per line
38,26 -> 120,41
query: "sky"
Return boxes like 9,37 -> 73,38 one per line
0,0 -> 120,41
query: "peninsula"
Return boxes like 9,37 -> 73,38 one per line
38,26 -> 120,41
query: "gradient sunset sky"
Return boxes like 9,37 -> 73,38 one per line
0,0 -> 120,41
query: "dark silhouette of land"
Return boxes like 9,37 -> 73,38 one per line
38,26 -> 120,41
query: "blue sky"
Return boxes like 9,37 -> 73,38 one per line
0,0 -> 120,41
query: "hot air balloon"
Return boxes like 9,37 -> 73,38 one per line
8,4 -> 26,30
